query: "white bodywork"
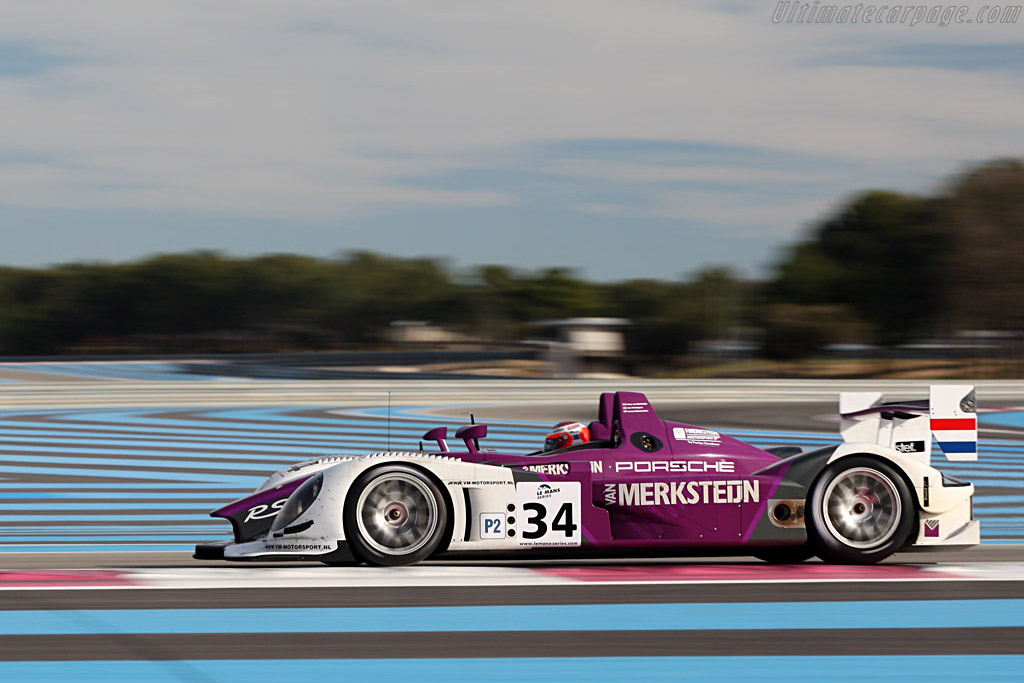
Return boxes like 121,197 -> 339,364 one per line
826,443 -> 979,550
225,453 -> 529,560
840,385 -> 978,464
837,384 -> 979,548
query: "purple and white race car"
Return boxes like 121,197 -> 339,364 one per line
195,386 -> 980,566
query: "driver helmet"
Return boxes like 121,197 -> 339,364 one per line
543,421 -> 590,452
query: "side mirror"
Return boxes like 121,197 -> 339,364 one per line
455,424 -> 487,453
422,427 -> 449,452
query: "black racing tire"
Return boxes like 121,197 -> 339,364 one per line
807,456 -> 915,564
752,544 -> 817,564
343,464 -> 449,567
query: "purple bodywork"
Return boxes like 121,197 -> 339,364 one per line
209,391 -> 815,552
427,391 -> 795,549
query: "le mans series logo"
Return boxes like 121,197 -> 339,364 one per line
536,483 -> 561,500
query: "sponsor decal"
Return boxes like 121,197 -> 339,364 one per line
895,440 -> 926,454
604,480 -> 760,506
620,401 -> 649,414
520,463 -> 570,476
615,460 -> 735,474
243,498 -> 287,522
479,513 -> 505,539
535,483 -> 561,500
672,427 -> 721,446
924,519 -> 941,538
518,461 -> 603,475
265,543 -> 332,551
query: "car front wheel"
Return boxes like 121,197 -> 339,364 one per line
343,464 -> 449,567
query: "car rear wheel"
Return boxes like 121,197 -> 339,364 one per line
807,456 -> 915,564
343,464 -> 448,566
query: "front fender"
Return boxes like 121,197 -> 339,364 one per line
256,452 -> 521,554
209,455 -> 357,543
210,476 -> 310,543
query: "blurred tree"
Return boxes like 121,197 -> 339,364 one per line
683,267 -> 750,341
327,252 -> 458,343
939,160 -> 1024,331
761,303 -> 872,360
769,190 -> 947,346
605,278 -> 692,358
604,269 -> 754,359
0,156 -> 1021,360
466,265 -> 604,329
236,254 -> 335,346
132,252 -> 246,335
38,264 -> 141,349
0,268 -> 65,354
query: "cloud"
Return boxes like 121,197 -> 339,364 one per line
576,191 -> 837,237
0,0 -> 1021,275
0,41 -> 71,77
816,42 -> 1024,72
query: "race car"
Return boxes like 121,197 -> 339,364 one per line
195,386 -> 980,566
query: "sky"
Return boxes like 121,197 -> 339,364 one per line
0,1 -> 1022,281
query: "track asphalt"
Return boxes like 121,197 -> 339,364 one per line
0,369 -> 1022,680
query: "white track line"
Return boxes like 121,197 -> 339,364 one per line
5,379 -> 1024,409
4,563 -> 1024,590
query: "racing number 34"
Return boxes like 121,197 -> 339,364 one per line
521,501 -> 577,540
514,481 -> 582,547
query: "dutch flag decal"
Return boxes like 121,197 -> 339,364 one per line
930,385 -> 977,462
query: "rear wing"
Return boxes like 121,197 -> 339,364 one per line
839,385 -> 977,465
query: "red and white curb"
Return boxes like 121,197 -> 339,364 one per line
2,562 -> 1024,590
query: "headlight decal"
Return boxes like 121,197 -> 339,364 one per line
270,473 -> 324,533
